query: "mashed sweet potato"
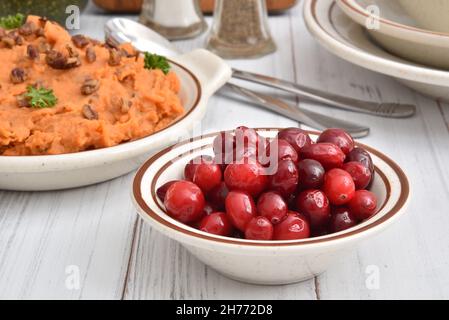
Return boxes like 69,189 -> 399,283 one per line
0,16 -> 184,156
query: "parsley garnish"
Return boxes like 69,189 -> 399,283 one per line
144,52 -> 170,74
0,13 -> 25,30
25,85 -> 58,109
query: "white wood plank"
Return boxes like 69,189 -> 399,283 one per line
0,174 -> 136,299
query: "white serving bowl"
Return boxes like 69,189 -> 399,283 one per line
0,49 -> 232,191
398,0 -> 449,34
337,0 -> 449,69
132,129 -> 410,285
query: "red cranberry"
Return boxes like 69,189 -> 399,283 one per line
348,190 -> 378,221
343,161 -> 372,190
225,191 -> 257,231
164,181 -> 205,223
199,212 -> 233,236
330,206 -> 357,233
191,162 -> 222,193
257,191 -> 288,225
268,159 -> 299,198
245,217 -> 274,240
224,161 -> 268,197
273,212 -> 310,240
346,147 -> 374,175
156,180 -> 179,202
296,190 -> 331,229
300,143 -> 346,170
207,181 -> 229,209
317,129 -> 354,155
213,132 -> 235,156
184,155 -> 213,181
235,126 -> 260,149
266,139 -> 299,164
277,128 -> 312,153
298,159 -> 325,189
323,169 -> 356,206
223,145 -> 257,165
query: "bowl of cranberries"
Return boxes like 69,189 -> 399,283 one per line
132,127 -> 410,284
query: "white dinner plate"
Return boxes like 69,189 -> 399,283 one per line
303,0 -> 449,101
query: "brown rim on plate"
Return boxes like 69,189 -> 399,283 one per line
133,129 -> 410,247
339,0 -> 449,38
0,58 -> 201,159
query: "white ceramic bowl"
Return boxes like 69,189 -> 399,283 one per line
0,49 -> 232,191
132,129 -> 410,285
337,0 -> 449,69
398,0 -> 449,33
304,0 -> 449,102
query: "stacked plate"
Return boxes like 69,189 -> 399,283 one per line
303,0 -> 449,101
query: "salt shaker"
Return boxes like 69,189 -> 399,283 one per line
206,0 -> 276,59
139,0 -> 207,40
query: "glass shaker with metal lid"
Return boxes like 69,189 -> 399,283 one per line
140,0 -> 207,40
206,0 -> 276,58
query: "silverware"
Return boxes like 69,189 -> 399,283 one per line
232,70 -> 416,118
226,84 -> 369,138
104,18 -> 370,136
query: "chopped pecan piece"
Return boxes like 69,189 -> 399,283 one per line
66,56 -> 81,68
81,79 -> 100,95
71,34 -> 90,48
82,104 -> 98,120
18,21 -> 38,36
66,44 -> 79,57
16,94 -> 30,108
85,46 -> 96,63
1,36 -> 15,48
45,50 -> 67,69
8,31 -> 23,45
39,17 -> 48,25
105,37 -> 118,49
46,50 -> 80,69
10,68 -> 27,84
35,27 -> 45,37
108,49 -> 122,66
27,45 -> 39,60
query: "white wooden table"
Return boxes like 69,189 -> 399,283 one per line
1,1 -> 449,300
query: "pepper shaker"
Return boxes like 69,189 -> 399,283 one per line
206,0 -> 276,59
139,0 -> 207,40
